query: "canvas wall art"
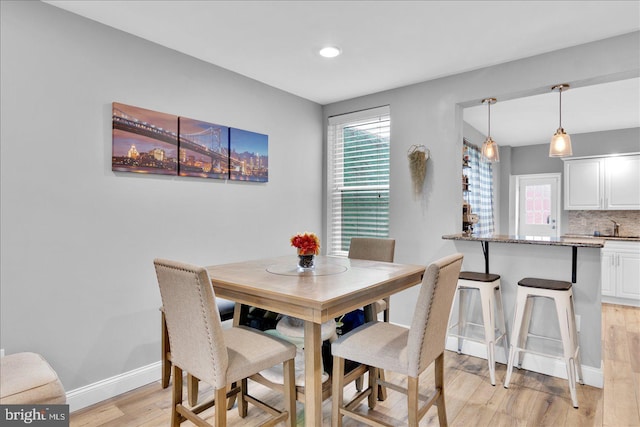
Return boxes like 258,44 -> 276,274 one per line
229,128 -> 269,182
112,102 -> 178,175
178,117 -> 229,179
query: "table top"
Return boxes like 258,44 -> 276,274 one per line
206,255 -> 425,323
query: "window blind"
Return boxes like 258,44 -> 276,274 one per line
327,106 -> 390,256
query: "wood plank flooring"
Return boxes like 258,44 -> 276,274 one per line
70,304 -> 639,426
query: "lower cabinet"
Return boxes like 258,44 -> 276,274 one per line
601,241 -> 640,306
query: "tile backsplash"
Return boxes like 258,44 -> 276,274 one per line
568,210 -> 640,237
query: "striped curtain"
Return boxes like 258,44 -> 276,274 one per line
464,140 -> 495,235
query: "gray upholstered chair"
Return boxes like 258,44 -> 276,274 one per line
331,253 -> 464,427
347,237 -> 395,398
348,237 -> 396,322
161,298 -> 235,406
154,259 -> 297,427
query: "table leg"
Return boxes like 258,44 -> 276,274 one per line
304,321 -> 322,427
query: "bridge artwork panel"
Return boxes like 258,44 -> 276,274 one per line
112,102 -> 268,183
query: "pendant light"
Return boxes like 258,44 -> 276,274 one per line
481,98 -> 499,162
549,84 -> 573,157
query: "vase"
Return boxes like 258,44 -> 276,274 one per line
297,253 -> 315,271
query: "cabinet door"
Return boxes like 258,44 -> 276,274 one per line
564,159 -> 603,210
601,251 -> 616,296
617,250 -> 640,300
605,155 -> 640,210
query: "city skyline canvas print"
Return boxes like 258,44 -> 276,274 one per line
178,117 -> 229,179
229,128 -> 269,182
112,102 -> 178,175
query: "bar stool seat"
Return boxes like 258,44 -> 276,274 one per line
448,271 -> 508,386
504,277 -> 583,408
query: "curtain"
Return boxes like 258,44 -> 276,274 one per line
464,139 -> 495,235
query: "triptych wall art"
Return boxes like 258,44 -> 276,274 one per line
112,102 -> 268,182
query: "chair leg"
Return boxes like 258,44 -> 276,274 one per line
283,359 -> 296,427
332,356 -> 345,427
368,366 -> 378,409
187,374 -> 199,406
408,376 -> 419,427
236,379 -> 247,418
171,365 -> 183,427
517,296 -> 534,369
435,352 -> 448,426
383,296 -> 390,323
377,369 -> 387,401
161,311 -> 171,389
214,386 -> 227,427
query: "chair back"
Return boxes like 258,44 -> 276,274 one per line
154,259 -> 228,389
407,253 -> 463,377
348,237 -> 395,262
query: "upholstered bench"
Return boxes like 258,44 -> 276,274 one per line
0,352 -> 66,404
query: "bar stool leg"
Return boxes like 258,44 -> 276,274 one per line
568,292 -> 584,385
554,295 -> 579,408
457,288 -> 470,354
494,284 -> 510,364
517,296 -> 534,369
505,288 -> 528,388
479,285 -> 497,386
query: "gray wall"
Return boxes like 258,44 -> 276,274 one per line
1,1 -> 322,392
323,31 -> 639,372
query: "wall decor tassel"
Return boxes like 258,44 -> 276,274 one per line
408,145 -> 429,197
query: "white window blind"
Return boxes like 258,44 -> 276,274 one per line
327,106 -> 390,256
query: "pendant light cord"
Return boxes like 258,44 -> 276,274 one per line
558,87 -> 562,128
487,101 -> 491,137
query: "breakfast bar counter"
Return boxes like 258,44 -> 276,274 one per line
441,233 -> 604,388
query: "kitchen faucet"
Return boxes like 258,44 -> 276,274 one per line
611,219 -> 620,237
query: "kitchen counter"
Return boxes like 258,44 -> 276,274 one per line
442,233 -> 606,248
562,233 -> 640,242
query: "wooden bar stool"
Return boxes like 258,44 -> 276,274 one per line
504,277 -> 583,408
448,271 -> 508,385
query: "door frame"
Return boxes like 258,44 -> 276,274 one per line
510,173 -> 562,237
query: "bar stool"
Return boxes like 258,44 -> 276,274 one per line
448,271 -> 508,386
504,277 -> 583,408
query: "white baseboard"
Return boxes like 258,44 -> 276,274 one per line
66,361 -> 161,413
445,336 -> 603,388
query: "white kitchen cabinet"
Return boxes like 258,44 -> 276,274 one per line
601,241 -> 640,307
564,154 -> 640,210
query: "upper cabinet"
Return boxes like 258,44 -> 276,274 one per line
563,154 -> 640,210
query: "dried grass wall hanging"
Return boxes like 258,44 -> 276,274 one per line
408,145 -> 429,197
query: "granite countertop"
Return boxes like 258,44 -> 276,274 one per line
442,233 -> 606,248
562,233 -> 640,242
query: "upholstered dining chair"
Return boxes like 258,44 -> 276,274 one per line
348,237 -> 396,322
154,259 -> 297,427
331,253 -> 464,427
161,298 -> 235,406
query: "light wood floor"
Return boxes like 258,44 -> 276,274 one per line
70,304 -> 639,426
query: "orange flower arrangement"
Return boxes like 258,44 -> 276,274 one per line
290,232 -> 320,256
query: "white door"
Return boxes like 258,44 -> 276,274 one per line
517,174 -> 561,237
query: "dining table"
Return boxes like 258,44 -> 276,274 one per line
206,254 -> 425,427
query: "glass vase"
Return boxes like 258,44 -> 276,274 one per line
297,254 -> 315,271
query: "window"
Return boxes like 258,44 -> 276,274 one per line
463,139 -> 495,235
327,106 -> 390,256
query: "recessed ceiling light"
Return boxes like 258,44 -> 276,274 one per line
319,46 -> 341,58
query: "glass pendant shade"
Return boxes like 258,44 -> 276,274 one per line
549,84 -> 572,157
482,136 -> 500,162
549,127 -> 573,157
481,97 -> 499,162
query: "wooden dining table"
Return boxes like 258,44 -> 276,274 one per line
206,254 -> 425,427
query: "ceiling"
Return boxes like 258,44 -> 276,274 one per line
45,1 -> 640,146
